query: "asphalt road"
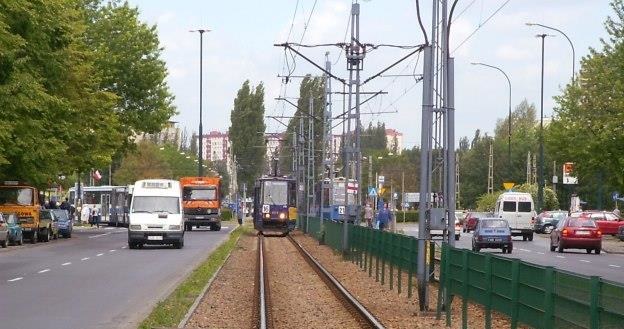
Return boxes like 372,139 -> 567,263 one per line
0,224 -> 234,329
398,224 -> 624,284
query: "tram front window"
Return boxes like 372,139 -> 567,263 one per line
263,181 -> 288,205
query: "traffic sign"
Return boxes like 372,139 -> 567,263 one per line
613,192 -> 620,201
378,175 -> 385,184
503,182 -> 515,190
368,187 -> 377,197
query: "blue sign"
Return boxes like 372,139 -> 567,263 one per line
368,187 -> 377,197
613,192 -> 620,201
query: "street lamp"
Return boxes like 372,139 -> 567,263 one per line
535,33 -> 554,212
471,62 -> 512,178
526,23 -> 575,82
190,28 -> 211,177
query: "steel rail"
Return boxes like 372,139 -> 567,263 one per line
258,236 -> 268,329
287,235 -> 385,329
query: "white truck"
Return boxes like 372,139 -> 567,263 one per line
128,179 -> 184,249
494,192 -> 536,241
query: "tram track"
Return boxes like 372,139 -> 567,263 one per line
257,234 -> 384,329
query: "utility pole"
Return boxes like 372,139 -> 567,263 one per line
537,33 -> 548,213
322,52 -> 334,227
401,171 -> 405,222
307,94 -> 315,222
455,158 -> 460,209
526,151 -> 531,184
190,29 -> 210,176
488,142 -> 494,194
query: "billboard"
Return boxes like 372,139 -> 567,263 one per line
562,162 -> 578,184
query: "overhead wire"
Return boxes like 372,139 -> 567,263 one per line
452,0 -> 512,53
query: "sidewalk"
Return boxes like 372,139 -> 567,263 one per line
602,235 -> 624,254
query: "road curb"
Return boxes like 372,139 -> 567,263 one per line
177,229 -> 241,328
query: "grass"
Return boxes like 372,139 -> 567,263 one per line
138,224 -> 249,329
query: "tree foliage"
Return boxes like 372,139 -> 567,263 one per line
228,80 -> 266,189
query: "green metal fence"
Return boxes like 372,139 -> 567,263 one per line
440,243 -> 624,329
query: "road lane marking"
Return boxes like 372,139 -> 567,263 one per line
121,246 -> 127,249
7,277 -> 23,282
609,264 -> 621,268
105,227 -> 115,230
518,248 -> 530,252
89,233 -> 111,239
62,262 -> 71,266
96,253 -> 103,257
81,257 -> 90,261
580,260 -> 591,263
109,249 -> 116,252
536,252 -> 545,255
222,226 -> 230,229
37,269 -> 50,274
556,256 -> 565,259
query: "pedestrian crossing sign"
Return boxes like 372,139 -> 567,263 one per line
368,187 -> 377,197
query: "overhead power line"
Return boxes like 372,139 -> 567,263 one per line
452,0 -> 512,53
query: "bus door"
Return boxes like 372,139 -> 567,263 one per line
101,194 -> 110,223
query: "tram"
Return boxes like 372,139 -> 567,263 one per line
319,177 -> 358,223
253,175 -> 298,236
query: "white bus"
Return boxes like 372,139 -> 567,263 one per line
69,185 -> 121,224
128,179 -> 184,249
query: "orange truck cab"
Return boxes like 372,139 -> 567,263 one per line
0,181 -> 43,243
180,177 -> 221,231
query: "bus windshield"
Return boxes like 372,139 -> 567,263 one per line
0,187 -> 34,206
263,181 -> 288,205
183,187 -> 217,201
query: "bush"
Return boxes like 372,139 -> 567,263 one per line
221,208 -> 232,221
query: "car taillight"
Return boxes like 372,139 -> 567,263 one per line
596,230 -> 602,237
562,229 -> 569,237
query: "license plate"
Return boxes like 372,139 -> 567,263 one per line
195,216 -> 204,219
576,231 -> 590,235
487,238 -> 501,242
22,228 -> 31,231
147,236 -> 163,241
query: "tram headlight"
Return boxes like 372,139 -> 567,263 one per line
264,213 -> 270,219
279,212 -> 286,220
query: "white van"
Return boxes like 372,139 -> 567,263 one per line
494,192 -> 536,241
128,179 -> 184,249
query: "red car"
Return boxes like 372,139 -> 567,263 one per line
550,216 -> 602,254
462,212 -> 491,233
571,211 -> 624,236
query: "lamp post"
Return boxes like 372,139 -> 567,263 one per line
190,28 -> 211,177
471,62 -> 512,178
535,33 -> 553,213
526,23 -> 575,82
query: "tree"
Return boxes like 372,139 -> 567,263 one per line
547,0 -> 624,209
84,0 -> 176,141
361,122 -> 387,154
228,80 -> 266,189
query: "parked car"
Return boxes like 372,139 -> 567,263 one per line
51,209 -> 72,238
463,212 -> 492,233
534,210 -> 568,234
618,225 -> 624,241
2,212 -> 23,246
571,211 -> 624,236
472,218 -> 512,253
39,209 -> 59,241
550,216 -> 602,254
0,212 -> 8,248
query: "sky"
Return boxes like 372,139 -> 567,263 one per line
128,0 -> 613,150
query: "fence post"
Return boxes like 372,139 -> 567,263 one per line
445,244 -> 452,327
590,276 -> 601,329
510,259 -> 520,329
544,267 -> 555,329
408,237 -> 416,299
436,243 -> 446,320
462,250 -> 469,329
484,254 -> 492,329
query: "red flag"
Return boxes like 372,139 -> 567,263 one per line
92,170 -> 102,181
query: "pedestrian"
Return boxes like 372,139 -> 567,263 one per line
376,201 -> 391,231
614,207 -> 621,218
237,201 -> 243,226
364,203 -> 373,228
60,198 -> 70,211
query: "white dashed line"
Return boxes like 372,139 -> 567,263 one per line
518,248 -> 530,252
580,260 -> 591,263
37,269 -> 50,274
222,226 -> 230,229
556,256 -> 565,259
109,249 -> 116,252
7,277 -> 23,282
81,257 -> 90,261
96,253 -> 103,257
62,262 -> 71,266
121,246 -> 127,249
89,233 -> 110,239
608,264 -> 621,268
536,252 -> 545,255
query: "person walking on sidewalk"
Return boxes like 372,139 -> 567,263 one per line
377,201 -> 391,231
364,203 -> 374,228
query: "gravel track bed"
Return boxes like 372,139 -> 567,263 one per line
185,233 -> 257,329
293,231 -> 523,328
264,235 -> 362,329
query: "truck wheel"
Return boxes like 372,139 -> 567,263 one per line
1,239 -> 6,248
17,234 -> 23,245
40,229 -> 50,242
214,224 -> 221,232
173,239 -> 184,249
528,234 -> 534,242
30,231 -> 37,244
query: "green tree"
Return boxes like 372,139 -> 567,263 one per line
228,80 -> 267,189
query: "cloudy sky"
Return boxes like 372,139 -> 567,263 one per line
128,0 -> 612,149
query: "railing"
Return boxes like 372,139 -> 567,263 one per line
439,243 -> 624,329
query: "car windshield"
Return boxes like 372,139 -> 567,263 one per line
481,220 -> 508,228
0,187 -> 34,206
2,214 -> 16,224
568,218 -> 597,228
183,187 -> 217,201
52,210 -> 69,221
263,181 -> 288,205
131,196 -> 180,214
551,212 -> 568,220
40,211 -> 52,220
469,212 -> 490,218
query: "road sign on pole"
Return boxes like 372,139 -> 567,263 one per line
368,187 -> 377,197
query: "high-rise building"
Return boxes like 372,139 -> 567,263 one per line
385,128 -> 404,154
134,121 -> 182,149
202,131 -> 229,161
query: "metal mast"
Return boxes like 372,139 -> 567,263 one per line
322,52 -> 334,224
488,142 -> 494,194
